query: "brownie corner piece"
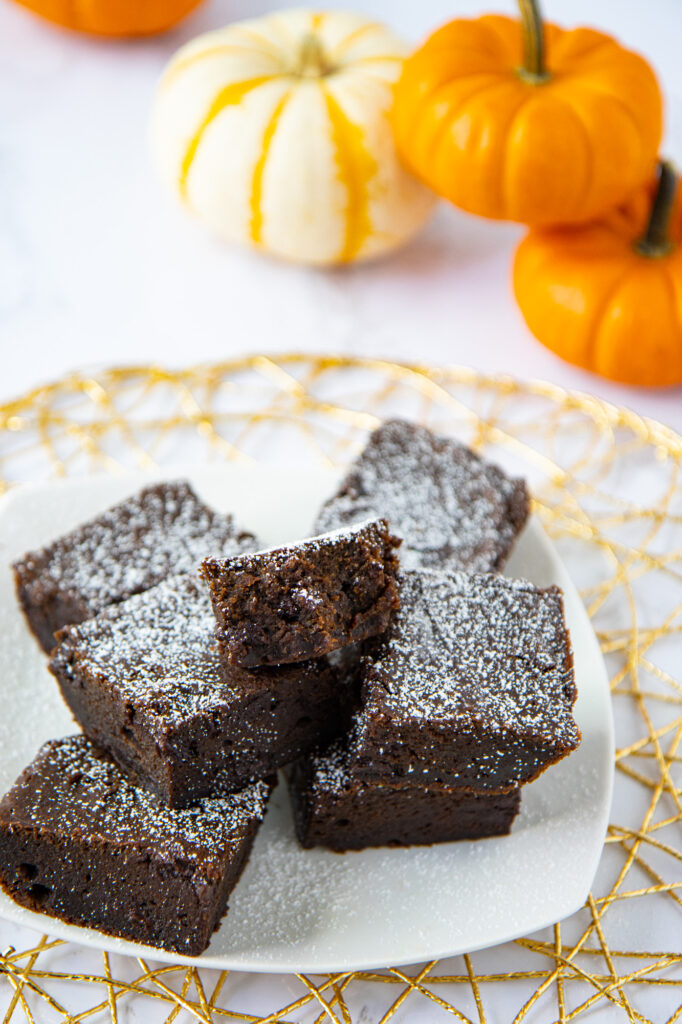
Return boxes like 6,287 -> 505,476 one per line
288,737 -> 521,851
314,418 -> 530,574
12,479 -> 258,653
352,569 -> 579,791
200,517 -> 401,667
0,736 -> 273,955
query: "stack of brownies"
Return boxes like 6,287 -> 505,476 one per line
0,420 -> 580,956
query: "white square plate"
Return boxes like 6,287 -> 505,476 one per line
0,465 -> 613,973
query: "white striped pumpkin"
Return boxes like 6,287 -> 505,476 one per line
150,9 -> 435,265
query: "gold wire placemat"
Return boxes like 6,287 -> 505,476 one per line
0,355 -> 680,1024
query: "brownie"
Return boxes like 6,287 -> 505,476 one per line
200,518 -> 401,667
350,570 -> 579,790
315,419 -> 529,574
0,736 -> 272,955
13,480 -> 258,652
289,738 -> 521,851
49,574 -> 351,808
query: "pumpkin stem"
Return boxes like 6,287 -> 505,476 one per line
635,160 -> 678,258
296,33 -> 330,78
518,0 -> 550,84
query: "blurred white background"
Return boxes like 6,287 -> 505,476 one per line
0,0 -> 681,428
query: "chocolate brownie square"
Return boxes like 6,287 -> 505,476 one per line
13,480 -> 258,652
315,419 -> 529,574
350,570 -> 579,790
49,575 -> 351,807
200,518 -> 401,667
289,738 -> 521,851
0,736 -> 272,955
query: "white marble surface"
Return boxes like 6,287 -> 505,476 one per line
0,2 -> 681,1021
0,0 -> 681,431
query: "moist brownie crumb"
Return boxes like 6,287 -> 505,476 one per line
49,573 -> 352,807
0,736 -> 272,955
13,480 -> 258,652
350,569 -> 580,790
289,737 -> 521,851
200,518 -> 401,667
315,419 -> 529,574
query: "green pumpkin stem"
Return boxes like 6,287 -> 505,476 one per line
518,0 -> 550,84
636,160 -> 678,258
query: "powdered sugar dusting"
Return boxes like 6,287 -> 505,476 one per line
358,570 -> 577,745
221,518 -> 382,563
315,420 -> 529,573
51,574 -> 327,726
307,739 -> 352,797
2,736 -> 271,867
15,481 -> 258,618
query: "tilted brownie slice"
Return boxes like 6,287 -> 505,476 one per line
13,480 -> 258,652
350,570 -> 579,790
289,737 -> 520,852
315,419 -> 529,574
0,736 -> 272,956
49,575 -> 350,808
200,518 -> 401,668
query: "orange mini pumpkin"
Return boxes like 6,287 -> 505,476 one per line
513,161 -> 682,388
11,0 -> 202,36
393,0 -> 663,226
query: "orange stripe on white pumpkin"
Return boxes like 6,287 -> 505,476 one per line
179,77 -> 273,202
323,87 -> 376,263
152,10 -> 434,264
160,43 -> 281,91
249,90 -> 292,244
329,21 -> 383,62
240,27 -> 288,53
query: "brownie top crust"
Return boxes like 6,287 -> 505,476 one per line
314,419 -> 529,573
200,518 -> 401,667
203,518 -> 398,573
0,736 -> 272,870
50,574 -> 333,727
358,569 -> 578,747
13,480 -> 257,622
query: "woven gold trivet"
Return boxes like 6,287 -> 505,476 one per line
0,355 -> 680,1024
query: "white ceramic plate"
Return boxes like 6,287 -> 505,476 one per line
0,466 -> 613,973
